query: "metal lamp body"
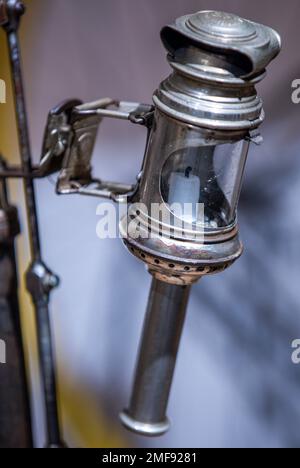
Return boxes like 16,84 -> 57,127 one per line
120,11 -> 280,286
0,4 -> 282,445
119,11 -> 281,436
120,111 -> 248,286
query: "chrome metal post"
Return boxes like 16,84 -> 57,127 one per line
120,279 -> 191,436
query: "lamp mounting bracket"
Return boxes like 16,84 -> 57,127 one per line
0,98 -> 154,203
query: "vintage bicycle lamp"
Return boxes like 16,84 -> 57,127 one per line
0,0 -> 281,447
38,11 -> 281,437
118,11 -> 281,436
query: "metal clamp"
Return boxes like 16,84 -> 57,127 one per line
41,98 -> 154,203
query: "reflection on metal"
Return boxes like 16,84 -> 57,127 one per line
119,11 -> 280,435
0,2 -> 281,443
43,99 -> 153,202
120,279 -> 190,436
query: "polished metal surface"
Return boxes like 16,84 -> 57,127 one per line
0,4 -> 282,443
155,11 -> 281,130
120,413 -> 170,438
39,99 -> 153,201
120,279 -> 190,436
119,11 -> 281,436
119,109 -> 247,286
121,11 -> 281,286
161,11 -> 281,78
34,11 -> 281,286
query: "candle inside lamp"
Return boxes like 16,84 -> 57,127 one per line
168,167 -> 200,224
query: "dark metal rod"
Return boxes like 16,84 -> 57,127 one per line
33,297 -> 61,447
6,29 -> 40,259
120,278 -> 191,436
0,174 -> 33,448
3,1 -> 63,447
0,166 -> 46,179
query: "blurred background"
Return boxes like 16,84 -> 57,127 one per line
0,0 -> 300,448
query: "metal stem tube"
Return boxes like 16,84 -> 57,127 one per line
33,298 -> 61,447
120,278 -> 191,436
